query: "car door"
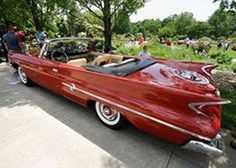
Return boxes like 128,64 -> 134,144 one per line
58,64 -> 89,105
10,52 -> 42,83
34,58 -> 64,94
17,53 -> 63,94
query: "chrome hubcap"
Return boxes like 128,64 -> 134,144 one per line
99,104 -> 118,121
18,67 -> 27,84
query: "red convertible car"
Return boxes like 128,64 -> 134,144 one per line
9,37 -> 230,155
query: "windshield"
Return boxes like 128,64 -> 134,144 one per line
48,39 -> 92,55
41,38 -> 94,59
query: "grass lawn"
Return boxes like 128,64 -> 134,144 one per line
115,42 -> 236,72
116,42 -> 236,130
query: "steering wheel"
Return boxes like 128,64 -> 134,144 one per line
51,50 -> 69,63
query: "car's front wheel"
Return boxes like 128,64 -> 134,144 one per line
18,66 -> 33,86
95,101 -> 126,129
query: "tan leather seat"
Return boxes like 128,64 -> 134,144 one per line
68,58 -> 87,67
111,55 -> 124,63
93,55 -> 112,66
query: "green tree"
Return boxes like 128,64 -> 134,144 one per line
213,0 -> 236,10
187,21 -> 212,39
154,12 -> 196,38
82,10 -> 104,34
62,0 -> 84,36
0,0 -> 31,30
130,19 -> 161,38
113,13 -> 131,34
208,9 -> 236,38
78,0 -> 148,51
158,26 -> 176,38
25,0 -> 68,31
174,12 -> 196,36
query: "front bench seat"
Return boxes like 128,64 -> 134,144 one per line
68,58 -> 87,67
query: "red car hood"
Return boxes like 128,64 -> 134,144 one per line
128,62 -> 217,95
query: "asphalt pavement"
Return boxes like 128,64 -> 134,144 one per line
0,63 -> 235,168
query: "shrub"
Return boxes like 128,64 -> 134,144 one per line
210,53 -> 232,64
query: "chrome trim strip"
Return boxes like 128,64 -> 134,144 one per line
188,101 -> 231,118
201,64 -> 217,77
62,82 -> 217,141
62,82 -> 71,88
62,82 -> 78,92
48,37 -> 93,43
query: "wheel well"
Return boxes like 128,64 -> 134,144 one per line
11,63 -> 19,69
87,100 -> 95,109
87,99 -> 130,127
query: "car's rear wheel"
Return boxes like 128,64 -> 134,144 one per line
95,101 -> 126,129
18,66 -> 33,86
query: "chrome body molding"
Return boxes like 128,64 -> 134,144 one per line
62,82 -> 219,142
183,133 -> 223,156
62,82 -> 79,92
188,101 -> 231,118
201,64 -> 217,77
47,37 -> 93,43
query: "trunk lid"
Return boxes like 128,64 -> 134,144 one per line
128,62 -> 217,95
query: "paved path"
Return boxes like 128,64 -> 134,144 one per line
0,63 -> 235,168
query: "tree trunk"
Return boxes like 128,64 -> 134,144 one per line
104,19 -> 112,52
103,0 -> 112,52
26,0 -> 43,31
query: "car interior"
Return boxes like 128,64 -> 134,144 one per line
43,39 -> 138,67
41,39 -> 156,76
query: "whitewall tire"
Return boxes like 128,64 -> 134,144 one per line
95,101 -> 126,129
18,66 -> 33,86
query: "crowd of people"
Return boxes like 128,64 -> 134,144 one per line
0,26 -> 47,62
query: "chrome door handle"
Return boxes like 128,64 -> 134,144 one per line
52,68 -> 58,73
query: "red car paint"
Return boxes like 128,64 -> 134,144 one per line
9,50 -> 228,145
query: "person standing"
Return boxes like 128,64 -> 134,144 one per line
138,33 -> 144,46
36,30 -> 46,48
14,26 -> 26,42
139,45 -> 150,57
2,26 -> 23,54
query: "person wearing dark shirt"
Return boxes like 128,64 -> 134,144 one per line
2,26 -> 23,53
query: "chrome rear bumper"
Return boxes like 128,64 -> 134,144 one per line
182,134 -> 223,156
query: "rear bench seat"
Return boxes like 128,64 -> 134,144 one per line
110,55 -> 124,63
67,58 -> 87,67
92,54 -> 124,66
67,55 -> 125,67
